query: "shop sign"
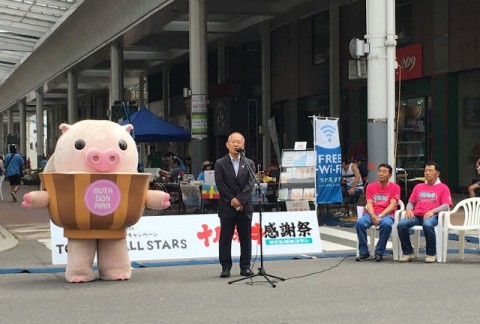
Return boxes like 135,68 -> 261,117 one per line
396,44 -> 423,81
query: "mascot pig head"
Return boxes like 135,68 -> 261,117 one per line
45,120 -> 138,173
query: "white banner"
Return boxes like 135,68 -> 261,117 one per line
50,211 -> 322,265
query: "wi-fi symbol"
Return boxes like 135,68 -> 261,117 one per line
321,125 -> 336,142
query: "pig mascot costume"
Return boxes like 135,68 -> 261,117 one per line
23,120 -> 170,283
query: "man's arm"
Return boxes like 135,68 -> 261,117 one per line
366,199 -> 375,218
378,198 -> 398,218
424,203 -> 450,219
214,158 -> 235,203
348,163 -> 361,194
405,201 -> 415,219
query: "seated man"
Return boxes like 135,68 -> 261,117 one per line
397,162 -> 452,263
467,158 -> 480,198
341,157 -> 363,205
355,154 -> 369,184
161,157 -> 185,183
355,163 -> 401,262
468,180 -> 480,198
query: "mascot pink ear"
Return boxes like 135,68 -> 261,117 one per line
123,124 -> 134,133
59,123 -> 72,134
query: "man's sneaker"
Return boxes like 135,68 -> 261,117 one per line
374,254 -> 383,262
425,255 -> 436,263
399,254 -> 415,262
11,191 -> 17,202
355,254 -> 371,262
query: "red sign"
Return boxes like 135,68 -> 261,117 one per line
396,44 -> 422,81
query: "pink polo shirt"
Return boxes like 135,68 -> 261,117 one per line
409,182 -> 452,216
366,182 -> 401,216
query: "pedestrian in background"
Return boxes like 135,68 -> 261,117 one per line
4,145 -> 25,202
0,155 -> 5,200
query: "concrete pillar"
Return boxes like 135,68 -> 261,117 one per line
68,69 -> 79,123
162,62 -> 170,120
47,107 -> 55,154
36,88 -> 45,168
217,39 -> 226,84
433,0 -> 449,73
0,112 -> 4,154
366,0 -> 387,182
18,98 -> 27,156
386,0 -> 397,178
139,72 -> 145,108
110,40 -> 124,106
189,0 -> 209,175
286,20 -> 298,162
288,21 -> 299,153
85,93 -> 92,119
261,22 -> 271,167
7,107 -> 14,135
52,106 -> 61,145
329,3 -> 341,118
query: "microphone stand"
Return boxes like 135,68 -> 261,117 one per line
228,150 -> 285,288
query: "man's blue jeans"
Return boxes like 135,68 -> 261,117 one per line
342,186 -> 362,205
356,214 -> 394,256
397,215 -> 438,256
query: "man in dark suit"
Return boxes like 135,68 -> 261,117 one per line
215,132 -> 255,278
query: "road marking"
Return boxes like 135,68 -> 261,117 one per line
319,226 -> 392,251
6,223 -> 51,240
320,226 -> 358,241
38,239 -> 51,250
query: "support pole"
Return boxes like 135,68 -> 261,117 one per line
386,0 -> 397,180
18,98 -> 27,156
189,0 -> 209,174
36,88 -> 45,169
366,0 -> 387,182
68,69 -> 79,124
261,22 -> 271,167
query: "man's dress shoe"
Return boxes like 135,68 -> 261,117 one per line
220,269 -> 230,278
240,268 -> 254,276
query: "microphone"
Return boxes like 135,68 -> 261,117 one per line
235,148 -> 245,154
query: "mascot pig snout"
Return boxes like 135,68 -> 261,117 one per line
85,148 -> 121,172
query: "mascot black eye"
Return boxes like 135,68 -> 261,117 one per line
74,139 -> 85,150
118,139 -> 128,151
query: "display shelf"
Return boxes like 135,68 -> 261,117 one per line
396,97 -> 428,176
278,149 -> 316,202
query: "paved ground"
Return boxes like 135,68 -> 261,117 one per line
1,183 -> 480,323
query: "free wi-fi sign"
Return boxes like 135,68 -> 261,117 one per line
320,125 -> 336,143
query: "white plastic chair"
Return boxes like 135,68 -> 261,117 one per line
393,206 -> 444,262
441,197 -> 480,262
356,200 -> 405,260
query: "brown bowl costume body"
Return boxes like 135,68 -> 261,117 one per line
41,173 -> 150,239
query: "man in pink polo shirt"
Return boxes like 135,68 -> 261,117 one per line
398,162 -> 452,263
356,163 -> 401,262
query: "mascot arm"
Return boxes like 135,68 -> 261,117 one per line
146,190 -> 171,210
22,191 -> 50,208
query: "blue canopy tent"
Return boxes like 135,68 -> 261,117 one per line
120,108 -> 191,142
